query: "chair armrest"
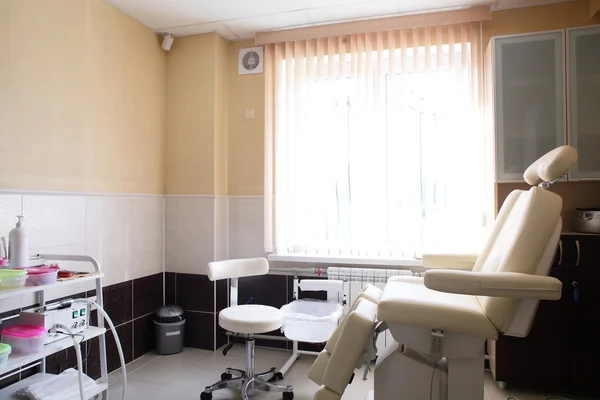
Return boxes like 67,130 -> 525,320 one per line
423,270 -> 562,300
421,254 -> 479,271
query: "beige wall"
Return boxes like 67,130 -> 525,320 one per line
227,40 -> 266,196
0,0 -> 166,194
214,35 -> 229,196
165,34 -> 216,195
165,33 -> 230,195
165,37 -> 265,196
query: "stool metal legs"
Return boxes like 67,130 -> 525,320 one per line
201,335 -> 294,400
246,336 -> 255,379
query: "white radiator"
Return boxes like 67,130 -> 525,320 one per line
326,267 -> 421,351
327,267 -> 419,305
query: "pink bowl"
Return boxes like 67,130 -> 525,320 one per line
2,325 -> 46,338
21,267 -> 58,275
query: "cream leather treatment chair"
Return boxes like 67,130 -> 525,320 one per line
374,145 -> 578,400
201,258 -> 294,400
308,285 -> 383,400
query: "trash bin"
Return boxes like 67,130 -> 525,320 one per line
154,305 -> 185,355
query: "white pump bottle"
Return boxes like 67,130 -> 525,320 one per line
8,215 -> 29,268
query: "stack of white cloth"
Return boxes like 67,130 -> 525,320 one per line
15,369 -> 97,400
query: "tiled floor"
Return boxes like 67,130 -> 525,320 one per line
108,347 -> 580,400
483,372 -> 591,400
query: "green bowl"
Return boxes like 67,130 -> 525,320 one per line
0,269 -> 27,278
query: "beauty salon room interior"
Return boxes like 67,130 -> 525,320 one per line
1,0 -> 600,399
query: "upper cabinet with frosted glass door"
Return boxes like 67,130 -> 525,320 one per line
491,31 -> 566,182
568,26 -> 600,180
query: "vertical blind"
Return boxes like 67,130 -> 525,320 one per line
264,23 -> 488,259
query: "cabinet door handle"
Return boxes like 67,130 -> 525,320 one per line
572,281 -> 579,302
558,240 -> 563,266
575,240 -> 580,266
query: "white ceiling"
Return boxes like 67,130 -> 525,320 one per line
105,0 -> 556,41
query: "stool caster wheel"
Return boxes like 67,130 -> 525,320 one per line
221,372 -> 232,381
283,392 -> 294,400
200,392 -> 212,400
269,372 -> 284,382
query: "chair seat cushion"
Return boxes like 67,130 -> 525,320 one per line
219,304 -> 283,334
378,280 -> 498,339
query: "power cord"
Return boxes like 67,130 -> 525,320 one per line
54,324 -> 85,400
72,298 -> 127,400
53,331 -> 89,374
49,299 -> 128,400
429,364 -> 437,400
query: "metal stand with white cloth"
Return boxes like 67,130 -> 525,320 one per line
278,276 -> 345,377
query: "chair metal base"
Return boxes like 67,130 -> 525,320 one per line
201,336 -> 294,400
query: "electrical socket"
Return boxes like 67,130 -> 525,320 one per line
430,331 -> 444,361
431,336 -> 443,353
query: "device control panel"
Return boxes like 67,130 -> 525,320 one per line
20,302 -> 90,344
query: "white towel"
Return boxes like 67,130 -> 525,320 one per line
15,369 -> 97,400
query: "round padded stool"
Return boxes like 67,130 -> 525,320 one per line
203,258 -> 293,400
219,304 -> 283,334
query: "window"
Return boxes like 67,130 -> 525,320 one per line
264,24 -> 489,259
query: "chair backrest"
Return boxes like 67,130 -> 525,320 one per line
472,145 -> 577,335
207,257 -> 269,281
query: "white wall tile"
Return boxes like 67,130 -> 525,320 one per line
86,196 -> 130,286
86,195 -> 164,285
129,232 -> 163,279
86,240 -> 128,286
165,197 -> 214,274
23,195 -> 86,250
214,196 -> 229,262
0,194 -> 22,248
86,196 -> 130,244
35,243 -> 89,271
228,197 -> 266,259
0,191 -> 165,315
129,197 -> 163,239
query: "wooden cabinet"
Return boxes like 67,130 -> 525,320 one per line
489,234 -> 600,396
487,25 -> 600,182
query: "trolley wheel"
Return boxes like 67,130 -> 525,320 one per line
200,392 -> 213,400
221,372 -> 232,381
283,392 -> 294,400
269,372 -> 284,382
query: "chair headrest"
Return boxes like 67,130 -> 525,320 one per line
523,145 -> 578,186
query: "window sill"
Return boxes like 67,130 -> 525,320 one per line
267,253 -> 422,267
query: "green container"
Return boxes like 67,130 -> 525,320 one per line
0,269 -> 28,289
0,343 -> 12,367
0,269 -> 27,278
